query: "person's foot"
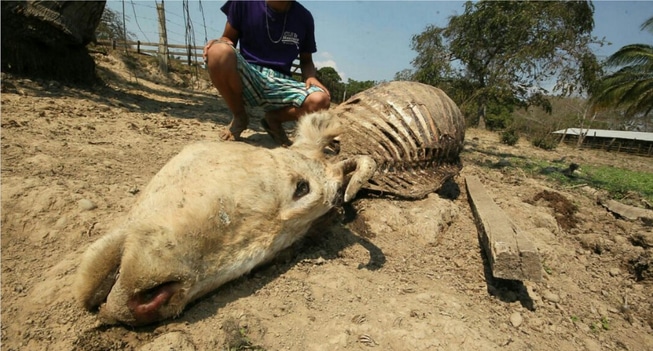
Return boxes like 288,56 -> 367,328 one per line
219,114 -> 249,141
260,118 -> 292,147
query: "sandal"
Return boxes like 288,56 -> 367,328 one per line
260,118 -> 292,147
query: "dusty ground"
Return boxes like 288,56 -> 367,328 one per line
1,53 -> 652,351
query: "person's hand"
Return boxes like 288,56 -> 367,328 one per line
203,38 -> 234,63
305,77 -> 330,97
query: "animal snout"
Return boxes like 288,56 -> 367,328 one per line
122,281 -> 182,326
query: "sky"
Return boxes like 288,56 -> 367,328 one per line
105,0 -> 653,82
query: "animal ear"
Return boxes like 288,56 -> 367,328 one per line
73,229 -> 127,311
292,111 -> 343,154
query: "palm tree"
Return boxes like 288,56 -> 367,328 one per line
591,16 -> 653,117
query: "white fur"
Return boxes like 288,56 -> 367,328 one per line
73,110 -> 376,325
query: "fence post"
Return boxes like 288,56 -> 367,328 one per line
137,40 -> 141,54
111,39 -> 116,50
156,1 -> 169,74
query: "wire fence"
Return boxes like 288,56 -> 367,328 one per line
107,0 -> 223,55
95,38 -> 302,77
96,39 -> 204,65
106,1 -> 303,71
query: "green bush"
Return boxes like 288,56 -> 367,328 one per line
531,134 -> 559,150
500,129 -> 519,146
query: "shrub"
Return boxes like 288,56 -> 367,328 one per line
500,129 -> 519,146
531,134 -> 559,150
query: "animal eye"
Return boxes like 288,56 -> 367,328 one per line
293,180 -> 310,199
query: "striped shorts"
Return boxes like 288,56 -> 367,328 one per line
230,46 -> 325,112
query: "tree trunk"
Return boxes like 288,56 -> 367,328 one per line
1,0 -> 107,84
576,106 -> 597,148
477,103 -> 487,129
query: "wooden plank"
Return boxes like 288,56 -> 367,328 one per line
599,198 -> 653,222
465,176 -> 542,281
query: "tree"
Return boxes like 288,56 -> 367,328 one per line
590,16 -> 653,122
344,79 -> 376,99
405,0 -> 604,128
394,69 -> 414,81
1,0 -> 107,84
96,6 -> 134,41
317,66 -> 342,89
317,66 -> 344,102
316,66 -> 379,103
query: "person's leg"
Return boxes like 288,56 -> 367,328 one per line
263,90 -> 331,146
205,42 -> 249,140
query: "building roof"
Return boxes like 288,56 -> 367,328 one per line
552,128 -> 653,142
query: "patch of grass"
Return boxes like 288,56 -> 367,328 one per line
508,158 -> 549,175
601,316 -> 610,330
486,155 -> 653,203
581,165 -> 653,202
542,261 -> 553,275
590,316 -> 611,332
590,322 -> 600,333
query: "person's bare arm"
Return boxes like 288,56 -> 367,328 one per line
299,52 -> 330,96
217,22 -> 239,46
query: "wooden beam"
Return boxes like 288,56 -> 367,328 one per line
465,176 -> 542,281
599,198 -> 653,223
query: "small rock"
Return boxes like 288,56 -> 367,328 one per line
510,312 -> 523,327
138,332 -> 196,351
542,291 -> 560,303
613,235 -> 628,245
529,317 -> 544,328
78,199 -> 97,211
577,322 -> 591,333
608,268 -> 620,277
582,337 -> 601,351
631,231 -> 653,248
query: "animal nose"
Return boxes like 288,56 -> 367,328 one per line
127,281 -> 181,325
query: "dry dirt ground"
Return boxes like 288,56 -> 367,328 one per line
2,53 -> 652,351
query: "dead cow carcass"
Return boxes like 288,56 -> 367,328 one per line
332,81 -> 465,199
73,111 -> 376,326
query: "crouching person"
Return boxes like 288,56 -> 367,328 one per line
203,0 -> 331,147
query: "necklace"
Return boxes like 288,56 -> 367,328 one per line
265,4 -> 288,44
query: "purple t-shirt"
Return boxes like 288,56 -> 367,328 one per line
221,0 -> 317,76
